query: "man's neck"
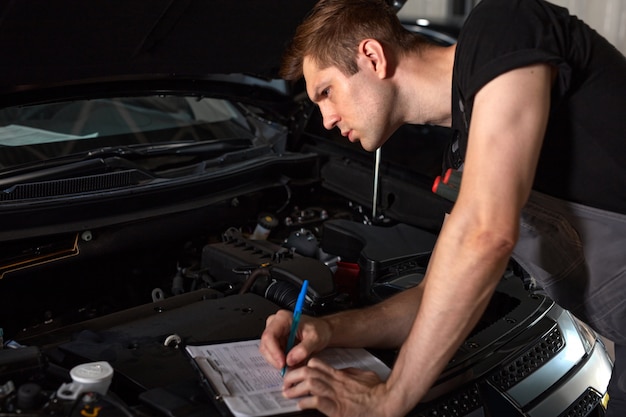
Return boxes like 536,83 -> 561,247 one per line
396,43 -> 456,127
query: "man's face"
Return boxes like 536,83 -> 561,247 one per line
303,55 -> 395,152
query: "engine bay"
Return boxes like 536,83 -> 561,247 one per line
0,179 -> 608,416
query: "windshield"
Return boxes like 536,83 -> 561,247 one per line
0,96 -> 254,169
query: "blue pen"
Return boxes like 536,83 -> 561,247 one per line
281,279 -> 309,377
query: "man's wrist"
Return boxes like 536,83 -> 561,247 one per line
375,381 -> 409,417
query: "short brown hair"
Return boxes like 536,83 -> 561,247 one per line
280,0 -> 425,80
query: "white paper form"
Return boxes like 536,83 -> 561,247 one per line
186,339 -> 391,417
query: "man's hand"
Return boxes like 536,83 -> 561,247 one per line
259,309 -> 332,371
283,358 -> 393,417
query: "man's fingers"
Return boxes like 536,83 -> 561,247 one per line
259,332 -> 283,368
298,391 -> 337,416
283,357 -> 388,417
260,311 -> 331,372
283,359 -> 333,397
285,328 -> 320,366
259,310 -> 293,369
285,359 -> 341,417
306,357 -> 335,373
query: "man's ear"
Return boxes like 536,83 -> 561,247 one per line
358,39 -> 388,79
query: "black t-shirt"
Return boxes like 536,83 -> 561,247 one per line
451,0 -> 626,214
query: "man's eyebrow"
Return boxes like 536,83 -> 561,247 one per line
308,88 -> 322,103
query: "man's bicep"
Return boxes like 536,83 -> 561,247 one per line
459,63 -> 554,217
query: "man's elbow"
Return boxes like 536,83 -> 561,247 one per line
470,227 -> 518,260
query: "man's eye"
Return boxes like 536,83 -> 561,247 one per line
322,88 -> 330,97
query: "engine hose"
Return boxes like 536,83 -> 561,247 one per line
265,280 -> 299,311
238,267 -> 271,295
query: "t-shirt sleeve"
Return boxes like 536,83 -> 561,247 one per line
454,0 -> 574,101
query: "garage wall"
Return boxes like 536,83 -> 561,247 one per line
398,0 -> 449,18
552,0 -> 626,53
398,0 -> 626,54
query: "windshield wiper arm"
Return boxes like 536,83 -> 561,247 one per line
87,138 -> 253,159
0,139 -> 255,190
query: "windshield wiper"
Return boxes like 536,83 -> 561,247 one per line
0,138 -> 255,190
86,138 -> 253,159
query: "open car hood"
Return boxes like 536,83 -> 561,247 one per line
0,0 -> 317,93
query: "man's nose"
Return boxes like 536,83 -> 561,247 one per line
320,106 -> 339,131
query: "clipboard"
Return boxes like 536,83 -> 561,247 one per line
184,339 -> 307,417
184,339 -> 391,417
185,346 -> 240,417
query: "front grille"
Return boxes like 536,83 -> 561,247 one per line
559,388 -> 603,417
414,384 -> 482,417
489,326 -> 565,390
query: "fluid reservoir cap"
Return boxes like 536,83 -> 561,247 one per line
258,213 -> 279,229
70,361 -> 114,384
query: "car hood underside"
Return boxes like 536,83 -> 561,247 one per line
0,0 -> 317,93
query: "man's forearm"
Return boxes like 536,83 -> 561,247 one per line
381,213 -> 515,416
323,283 -> 425,349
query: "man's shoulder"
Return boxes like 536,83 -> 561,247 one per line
454,0 -> 574,93
461,0 -> 561,33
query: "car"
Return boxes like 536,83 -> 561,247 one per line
0,1 -> 613,416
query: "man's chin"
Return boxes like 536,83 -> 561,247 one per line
360,136 -> 389,152
350,135 -> 381,152
359,142 -> 378,152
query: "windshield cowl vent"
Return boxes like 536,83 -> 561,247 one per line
0,170 -> 150,201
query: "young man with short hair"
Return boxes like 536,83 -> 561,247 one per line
259,1 -> 626,415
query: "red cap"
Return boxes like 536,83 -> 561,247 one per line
443,168 -> 453,184
432,176 -> 441,193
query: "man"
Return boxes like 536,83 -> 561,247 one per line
259,0 -> 626,415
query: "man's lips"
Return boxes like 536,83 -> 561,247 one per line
342,130 -> 355,142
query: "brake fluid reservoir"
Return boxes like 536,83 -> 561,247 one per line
249,213 -> 279,240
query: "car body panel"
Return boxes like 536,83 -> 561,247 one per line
0,0 -> 317,91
